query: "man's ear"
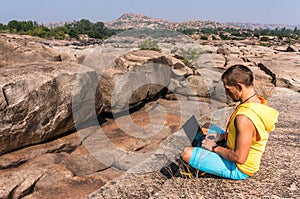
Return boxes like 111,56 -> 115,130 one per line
236,83 -> 243,91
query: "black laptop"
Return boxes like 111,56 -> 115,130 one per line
182,115 -> 205,147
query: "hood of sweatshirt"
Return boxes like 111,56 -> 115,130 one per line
239,102 -> 279,132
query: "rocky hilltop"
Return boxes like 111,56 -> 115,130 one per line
105,13 -> 300,30
105,13 -> 173,29
105,13 -> 237,30
105,13 -> 238,30
0,31 -> 299,198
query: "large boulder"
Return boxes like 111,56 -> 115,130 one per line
0,34 -> 65,67
249,52 -> 300,93
196,53 -> 225,68
0,62 -> 103,155
98,50 -> 190,113
174,75 -> 210,97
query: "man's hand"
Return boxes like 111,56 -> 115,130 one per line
201,133 -> 219,151
207,132 -> 224,142
201,123 -> 212,135
201,123 -> 226,138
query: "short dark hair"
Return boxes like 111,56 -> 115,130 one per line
221,64 -> 254,87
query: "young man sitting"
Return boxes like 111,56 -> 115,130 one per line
181,64 -> 279,180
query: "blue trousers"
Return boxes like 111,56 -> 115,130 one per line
189,125 -> 249,180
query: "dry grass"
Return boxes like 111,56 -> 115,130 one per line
255,83 -> 275,100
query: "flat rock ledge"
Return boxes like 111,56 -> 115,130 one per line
87,87 -> 300,199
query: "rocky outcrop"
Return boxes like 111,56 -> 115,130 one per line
98,50 -> 192,113
0,62 -> 103,155
249,51 -> 300,93
274,45 -> 299,53
197,42 -> 300,94
0,97 -> 187,199
0,34 -> 204,154
0,132 -> 114,199
0,34 -> 67,67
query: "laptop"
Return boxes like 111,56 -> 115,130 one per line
182,115 -> 205,147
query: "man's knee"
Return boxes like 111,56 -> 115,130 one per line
181,146 -> 194,163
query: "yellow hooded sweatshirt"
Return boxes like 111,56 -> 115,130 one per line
226,97 -> 279,176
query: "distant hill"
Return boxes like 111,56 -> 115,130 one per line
227,22 -> 300,30
105,13 -> 237,30
105,13 -> 300,30
105,13 -> 172,29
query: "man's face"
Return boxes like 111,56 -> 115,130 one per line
223,80 -> 241,102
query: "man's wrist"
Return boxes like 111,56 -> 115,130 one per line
212,145 -> 218,152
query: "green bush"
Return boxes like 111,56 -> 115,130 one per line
29,27 -> 50,38
260,36 -> 269,42
220,34 -> 230,40
259,42 -> 269,47
200,35 -> 208,40
178,48 -> 199,68
285,37 -> 292,43
138,39 -> 161,52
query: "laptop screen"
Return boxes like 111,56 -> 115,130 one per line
182,115 -> 204,146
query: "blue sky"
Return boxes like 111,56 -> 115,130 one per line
1,0 -> 299,25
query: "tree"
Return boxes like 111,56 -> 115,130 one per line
72,19 -> 93,37
254,32 -> 260,38
29,26 -> 50,38
7,20 -> 21,32
51,26 -> 69,40
2,19 -> 119,40
91,21 -> 106,38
